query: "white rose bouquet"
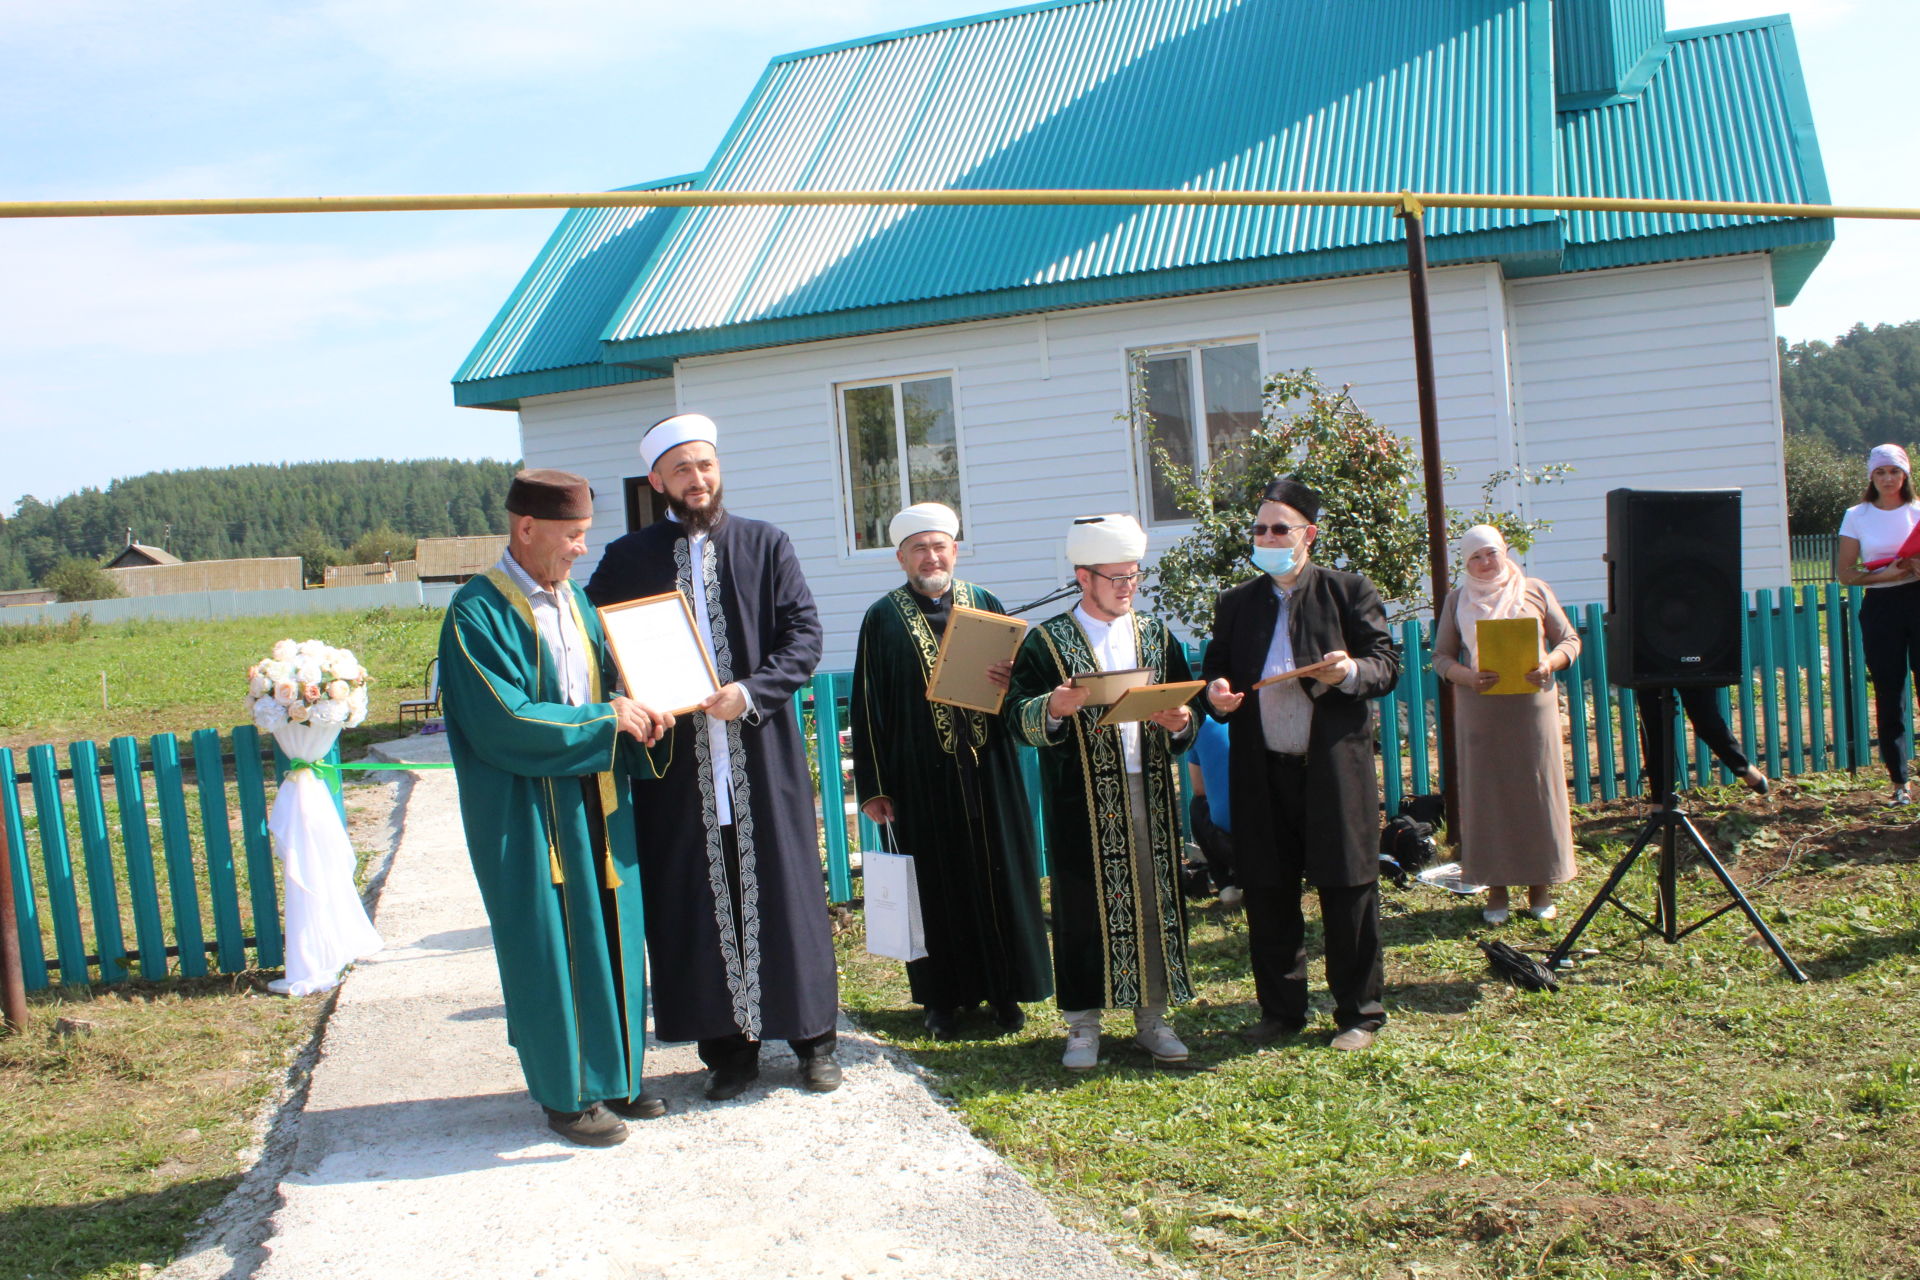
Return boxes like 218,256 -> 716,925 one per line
247,638 -> 371,732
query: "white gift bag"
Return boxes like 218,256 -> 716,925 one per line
863,825 -> 927,962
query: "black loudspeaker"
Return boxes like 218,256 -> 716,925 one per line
1605,488 -> 1743,688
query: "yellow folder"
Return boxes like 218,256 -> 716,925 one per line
1474,616 -> 1543,695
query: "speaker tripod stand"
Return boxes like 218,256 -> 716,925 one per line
1545,689 -> 1808,982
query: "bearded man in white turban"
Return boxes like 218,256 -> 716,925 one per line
1006,514 -> 1199,1072
848,503 -> 1052,1040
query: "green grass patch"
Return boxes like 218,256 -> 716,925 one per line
837,774 -> 1920,1278
0,606 -> 443,755
0,976 -> 327,1280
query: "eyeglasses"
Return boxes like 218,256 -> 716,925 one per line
1250,522 -> 1309,538
1084,569 -> 1146,586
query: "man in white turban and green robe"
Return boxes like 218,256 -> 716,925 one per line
1007,514 -> 1199,1072
439,468 -> 671,1147
850,502 -> 1052,1040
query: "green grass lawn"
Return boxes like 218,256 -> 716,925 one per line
0,606 -> 444,754
2,609 -> 432,1280
837,776 -> 1920,1279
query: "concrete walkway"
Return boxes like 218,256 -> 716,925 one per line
168,734 -> 1151,1280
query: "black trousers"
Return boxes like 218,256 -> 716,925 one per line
1859,581 -> 1920,785
1635,686 -> 1750,797
695,821 -> 837,1072
1241,754 -> 1386,1033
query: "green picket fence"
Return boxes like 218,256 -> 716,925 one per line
1379,583 -> 1905,811
804,583 -> 1905,904
4,730 -> 343,992
13,583 -> 1898,985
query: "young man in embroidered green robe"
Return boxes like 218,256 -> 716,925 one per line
849,502 -> 1051,1040
1007,514 -> 1199,1072
439,469 -> 672,1147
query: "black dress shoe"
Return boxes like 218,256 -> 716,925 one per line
1242,1016 -> 1307,1046
704,1067 -> 759,1101
988,1000 -> 1027,1033
799,1055 -> 842,1093
605,1093 -> 669,1120
543,1103 -> 628,1147
923,1006 -> 964,1039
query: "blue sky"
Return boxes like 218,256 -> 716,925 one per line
3,0 -> 1913,508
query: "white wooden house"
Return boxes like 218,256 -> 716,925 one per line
455,0 -> 1829,669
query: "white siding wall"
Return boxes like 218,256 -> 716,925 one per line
510,255 -> 1788,674
517,379 -> 680,565
1505,255 -> 1788,607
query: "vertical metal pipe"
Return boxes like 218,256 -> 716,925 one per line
0,798 -> 27,1033
1398,205 -> 1461,830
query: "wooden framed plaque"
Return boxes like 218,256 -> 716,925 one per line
1069,666 -> 1155,706
1095,679 -> 1206,727
927,605 -> 1028,714
1251,657 -> 1342,690
596,591 -> 721,716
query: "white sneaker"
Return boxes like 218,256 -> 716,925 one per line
1483,906 -> 1510,924
1217,885 -> 1244,908
1528,903 -> 1558,921
1132,1014 -> 1189,1063
1062,1020 -> 1100,1071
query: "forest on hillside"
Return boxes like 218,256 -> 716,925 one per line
0,459 -> 518,590
3,320 -> 1913,587
1781,320 -> 1920,533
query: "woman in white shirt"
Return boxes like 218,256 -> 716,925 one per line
1834,443 -> 1920,805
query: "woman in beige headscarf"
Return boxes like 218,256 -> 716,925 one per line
1431,526 -> 1581,923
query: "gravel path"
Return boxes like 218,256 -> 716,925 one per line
163,734 -> 1156,1280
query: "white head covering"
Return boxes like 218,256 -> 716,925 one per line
1066,513 -> 1148,566
1453,524 -> 1534,667
1868,443 -> 1912,479
889,502 -> 960,547
639,412 -> 718,473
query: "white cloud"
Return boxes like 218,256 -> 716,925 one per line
0,219 -> 540,356
1665,1 -> 1860,31
310,0 -> 930,80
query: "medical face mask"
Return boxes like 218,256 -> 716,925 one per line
1250,543 -> 1296,578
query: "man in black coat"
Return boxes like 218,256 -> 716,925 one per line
1202,476 -> 1400,1051
585,412 -> 841,1102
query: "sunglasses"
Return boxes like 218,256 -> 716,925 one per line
1249,522 -> 1310,538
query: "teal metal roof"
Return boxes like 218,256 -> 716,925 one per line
1559,15 -> 1832,290
454,0 -> 1832,401
452,175 -> 694,409
601,0 -> 1558,365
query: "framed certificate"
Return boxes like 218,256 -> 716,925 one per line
1096,680 -> 1206,727
927,605 -> 1028,713
596,591 -> 721,716
1069,666 -> 1155,706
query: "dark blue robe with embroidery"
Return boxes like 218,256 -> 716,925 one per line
585,514 -> 838,1044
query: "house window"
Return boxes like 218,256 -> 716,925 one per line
1133,340 -> 1261,524
837,373 -> 962,552
622,476 -> 660,532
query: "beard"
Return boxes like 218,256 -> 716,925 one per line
907,569 -> 952,598
666,480 -> 725,535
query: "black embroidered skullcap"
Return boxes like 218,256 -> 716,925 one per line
505,469 -> 594,520
1261,475 -> 1321,522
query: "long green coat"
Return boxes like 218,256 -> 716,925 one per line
438,570 -> 662,1113
849,582 -> 1051,1010
1007,609 -> 1197,1011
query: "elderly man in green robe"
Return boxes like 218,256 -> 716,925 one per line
439,468 -> 670,1147
1007,513 -> 1199,1073
850,502 -> 1052,1040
